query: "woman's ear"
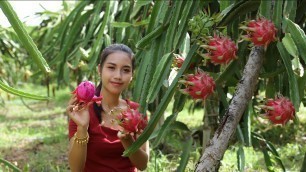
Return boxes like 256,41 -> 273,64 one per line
98,64 -> 101,74
130,77 -> 133,82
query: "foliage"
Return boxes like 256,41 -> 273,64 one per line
1,0 -> 306,171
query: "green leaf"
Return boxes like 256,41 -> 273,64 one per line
123,44 -> 198,157
172,91 -> 188,113
176,138 -> 193,172
284,0 -> 297,21
277,42 -> 300,111
301,152 -> 306,172
0,158 -> 21,172
147,52 -> 172,103
237,125 -> 245,144
133,19 -> 149,27
266,141 -> 286,171
242,102 -> 252,147
0,79 -> 50,101
218,1 -> 260,27
111,22 -> 133,28
152,113 -> 177,148
136,24 -> 166,49
88,1 -> 111,71
284,18 -> 306,64
282,33 -> 298,58
0,0 -> 50,74
263,149 -> 273,172
164,0 -> 184,52
272,0 -> 282,29
259,0 -> 272,19
169,121 -> 190,131
237,146 -> 245,172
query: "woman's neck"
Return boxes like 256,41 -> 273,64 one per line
100,87 -> 121,108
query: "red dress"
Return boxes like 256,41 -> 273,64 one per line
69,104 -> 136,172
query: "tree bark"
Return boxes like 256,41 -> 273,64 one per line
195,46 -> 264,172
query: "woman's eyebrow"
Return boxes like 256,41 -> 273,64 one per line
106,62 -> 131,68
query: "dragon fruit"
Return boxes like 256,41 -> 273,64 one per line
179,71 -> 215,100
116,109 -> 147,134
72,81 -> 102,104
260,97 -> 295,125
201,35 -> 237,65
172,54 -> 195,70
240,18 -> 277,48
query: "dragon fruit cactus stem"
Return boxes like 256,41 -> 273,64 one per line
260,97 -> 295,125
240,18 -> 277,49
179,71 -> 215,100
201,35 -> 238,65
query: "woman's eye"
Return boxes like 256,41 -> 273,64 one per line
108,66 -> 115,70
123,69 -> 131,73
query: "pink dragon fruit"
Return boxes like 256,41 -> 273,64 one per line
137,115 -> 148,132
116,109 -> 147,134
240,18 -> 277,48
173,56 -> 185,68
172,55 -> 196,70
72,81 -> 102,104
179,71 -> 215,100
260,97 -> 295,125
201,35 -> 237,65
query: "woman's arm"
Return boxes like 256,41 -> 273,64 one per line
67,96 -> 91,172
68,127 -> 88,172
119,132 -> 149,171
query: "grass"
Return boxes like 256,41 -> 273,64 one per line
0,84 -> 70,171
0,83 -> 305,171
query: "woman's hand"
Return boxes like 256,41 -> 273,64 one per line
117,131 -> 136,144
66,95 -> 91,130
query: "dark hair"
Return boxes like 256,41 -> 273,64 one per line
93,44 -> 135,123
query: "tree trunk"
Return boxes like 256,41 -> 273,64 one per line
195,46 -> 264,171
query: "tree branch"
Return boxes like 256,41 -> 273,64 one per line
195,46 -> 265,172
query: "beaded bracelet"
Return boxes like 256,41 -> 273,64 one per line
73,132 -> 89,145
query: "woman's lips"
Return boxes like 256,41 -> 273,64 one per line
110,81 -> 123,86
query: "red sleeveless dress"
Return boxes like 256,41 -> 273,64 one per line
69,104 -> 136,172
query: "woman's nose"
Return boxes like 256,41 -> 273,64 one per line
114,69 -> 122,80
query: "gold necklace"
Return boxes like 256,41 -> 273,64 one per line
100,102 -> 125,128
101,102 -> 125,116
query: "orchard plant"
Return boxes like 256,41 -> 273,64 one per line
1,0 -> 306,171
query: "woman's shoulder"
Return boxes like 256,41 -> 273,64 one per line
123,99 -> 140,110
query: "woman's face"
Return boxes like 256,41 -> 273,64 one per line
99,51 -> 133,95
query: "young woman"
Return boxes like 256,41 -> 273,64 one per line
66,44 -> 149,172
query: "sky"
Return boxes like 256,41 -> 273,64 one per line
0,1 -> 63,27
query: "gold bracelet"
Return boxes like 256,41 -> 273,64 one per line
73,132 -> 89,145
